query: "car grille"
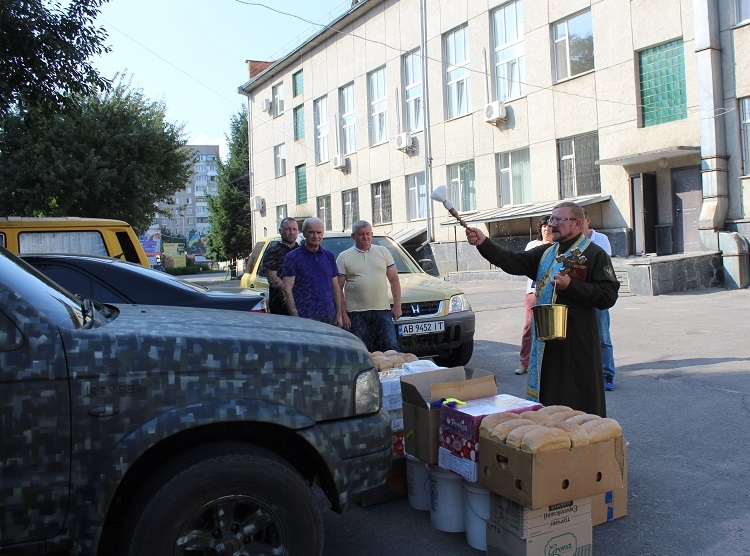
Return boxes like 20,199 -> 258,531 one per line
400,300 -> 442,318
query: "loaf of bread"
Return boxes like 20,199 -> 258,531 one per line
537,405 -> 573,416
384,349 -> 399,356
521,426 -> 572,453
581,417 -> 622,442
480,412 -> 522,436
565,413 -> 601,426
377,357 -> 393,371
506,424 -> 547,449
549,409 -> 585,422
402,353 -> 419,362
545,421 -> 590,447
489,419 -> 531,442
371,351 -> 385,358
519,410 -> 555,425
388,355 -> 406,368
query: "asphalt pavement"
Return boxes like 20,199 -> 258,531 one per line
194,274 -> 750,555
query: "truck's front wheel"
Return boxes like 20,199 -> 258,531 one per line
123,442 -> 323,556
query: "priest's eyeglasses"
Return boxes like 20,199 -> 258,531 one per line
548,216 -> 578,224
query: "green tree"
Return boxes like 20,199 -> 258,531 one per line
0,0 -> 110,118
206,108 -> 252,267
0,79 -> 193,233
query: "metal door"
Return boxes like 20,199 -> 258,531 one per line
631,173 -> 657,255
671,166 -> 702,252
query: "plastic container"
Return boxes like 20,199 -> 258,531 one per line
429,465 -> 466,532
406,454 -> 430,511
464,481 -> 490,550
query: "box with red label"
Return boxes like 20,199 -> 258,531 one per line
438,446 -> 479,482
439,427 -> 479,461
440,394 -> 542,442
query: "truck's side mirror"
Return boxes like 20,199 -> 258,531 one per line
418,259 -> 434,272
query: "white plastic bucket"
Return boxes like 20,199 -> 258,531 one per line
464,481 -> 490,550
429,466 -> 466,532
406,454 -> 430,511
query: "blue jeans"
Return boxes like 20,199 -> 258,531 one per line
349,310 -> 400,353
597,309 -> 616,379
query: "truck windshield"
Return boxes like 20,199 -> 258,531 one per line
0,246 -> 84,328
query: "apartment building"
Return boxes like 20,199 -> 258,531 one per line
153,145 -> 219,248
239,0 -> 750,290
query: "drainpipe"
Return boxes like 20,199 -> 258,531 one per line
693,0 -> 728,251
419,0 -> 434,246
238,89 -> 255,245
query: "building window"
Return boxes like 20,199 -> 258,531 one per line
492,0 -> 525,102
447,160 -> 476,212
737,0 -> 750,23
276,204 -> 287,223
369,67 -> 388,145
403,49 -> 423,132
740,98 -> 750,175
553,10 -> 594,82
292,70 -> 304,97
340,83 -> 356,155
444,24 -> 471,119
295,164 -> 307,204
371,180 -> 392,225
316,195 -> 332,230
272,82 -> 284,117
314,96 -> 329,163
498,148 -> 531,206
342,188 -> 359,231
639,39 -> 687,127
273,143 -> 286,178
293,105 -> 305,141
558,132 -> 600,198
406,172 -> 426,220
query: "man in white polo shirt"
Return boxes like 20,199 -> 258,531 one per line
337,220 -> 402,352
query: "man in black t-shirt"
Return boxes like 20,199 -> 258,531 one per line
260,217 -> 299,315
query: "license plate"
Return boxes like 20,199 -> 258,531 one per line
399,321 -> 445,336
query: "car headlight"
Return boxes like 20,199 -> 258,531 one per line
354,369 -> 381,415
448,293 -> 471,313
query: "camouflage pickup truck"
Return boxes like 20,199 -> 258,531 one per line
0,246 -> 391,555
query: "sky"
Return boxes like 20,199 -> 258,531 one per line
93,0 -> 350,160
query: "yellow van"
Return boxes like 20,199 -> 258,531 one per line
0,217 -> 150,267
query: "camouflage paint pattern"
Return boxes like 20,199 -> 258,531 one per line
0,249 -> 391,554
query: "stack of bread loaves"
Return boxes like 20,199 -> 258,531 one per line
479,405 -> 622,453
371,350 -> 419,371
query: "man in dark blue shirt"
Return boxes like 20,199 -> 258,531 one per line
281,218 -> 342,326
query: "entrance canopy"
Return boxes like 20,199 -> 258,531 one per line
439,194 -> 611,226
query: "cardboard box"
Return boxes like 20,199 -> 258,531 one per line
392,431 -> 405,459
383,393 -> 402,411
438,445 -> 479,482
401,367 -> 496,464
479,430 -> 626,510
440,395 -> 543,442
486,516 -> 592,556
592,442 -> 628,526
490,493 -> 592,538
439,427 -> 479,461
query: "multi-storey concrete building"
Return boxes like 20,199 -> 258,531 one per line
239,0 -> 750,293
153,145 -> 219,251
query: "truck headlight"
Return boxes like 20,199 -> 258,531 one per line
448,294 -> 471,313
355,369 -> 381,415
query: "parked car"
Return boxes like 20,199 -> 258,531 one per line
0,244 -> 391,555
0,216 -> 150,267
21,253 -> 267,313
241,232 -> 476,366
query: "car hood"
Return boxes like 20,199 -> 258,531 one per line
61,304 -> 374,421
396,273 -> 465,303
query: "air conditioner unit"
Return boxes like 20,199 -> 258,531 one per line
484,100 -> 507,124
332,154 -> 346,170
395,132 -> 414,151
250,196 -> 265,212
261,98 -> 272,113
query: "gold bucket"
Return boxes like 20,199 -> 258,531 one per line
532,304 -> 568,341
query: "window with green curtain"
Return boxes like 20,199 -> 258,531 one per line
293,105 -> 304,141
639,39 -> 687,127
295,164 -> 307,204
292,70 -> 303,97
